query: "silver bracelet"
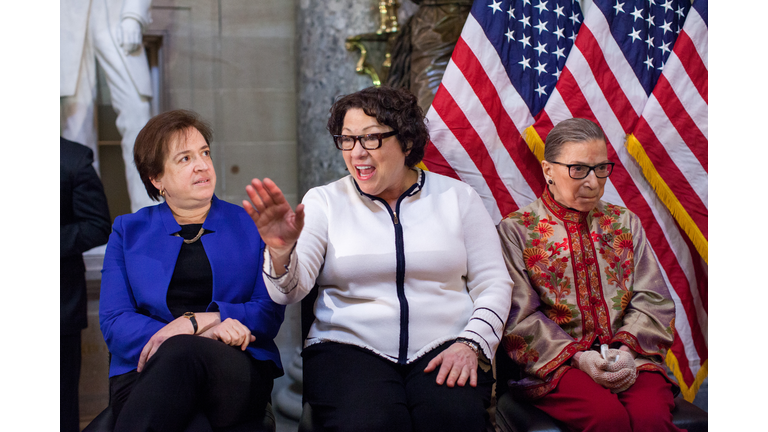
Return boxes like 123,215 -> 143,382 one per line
456,338 -> 480,357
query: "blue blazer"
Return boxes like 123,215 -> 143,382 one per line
99,195 -> 285,377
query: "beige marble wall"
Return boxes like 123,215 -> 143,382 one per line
146,0 -> 299,207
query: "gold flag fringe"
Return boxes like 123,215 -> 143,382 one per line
666,350 -> 708,403
524,125 -> 546,162
625,134 -> 707,263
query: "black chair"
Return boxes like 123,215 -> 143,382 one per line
493,349 -> 708,432
297,285 -> 320,432
82,353 -> 276,432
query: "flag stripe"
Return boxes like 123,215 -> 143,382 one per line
426,98 -> 504,222
681,9 -> 709,70
630,125 -> 708,242
669,332 -> 695,385
680,220 -> 708,318
641,86 -> 709,205
667,31 -> 708,106
658,39 -> 708,143
583,5 -> 648,114
574,28 -> 640,131
640,100 -> 708,206
536,87 -> 571,131
626,131 -> 709,264
421,141 -> 461,181
639,99 -> 708,209
431,86 -> 518,217
650,76 -> 709,174
655,249 -> 699,382
462,15 -> 536,133
451,37 -> 546,197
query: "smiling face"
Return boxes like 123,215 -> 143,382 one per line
341,108 -> 415,204
541,139 -> 609,212
150,127 -> 216,212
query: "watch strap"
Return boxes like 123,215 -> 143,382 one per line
183,312 -> 198,334
456,337 -> 480,357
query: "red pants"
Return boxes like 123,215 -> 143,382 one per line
531,369 -> 685,432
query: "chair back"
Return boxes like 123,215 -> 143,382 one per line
300,284 -> 320,343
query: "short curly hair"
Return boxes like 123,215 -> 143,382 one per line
133,109 -> 213,201
327,86 -> 429,168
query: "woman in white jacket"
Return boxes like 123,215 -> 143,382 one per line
244,86 -> 513,432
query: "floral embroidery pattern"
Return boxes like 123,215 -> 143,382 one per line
503,195 -> 677,400
592,205 -> 635,314
510,211 -> 579,327
666,318 -> 676,337
547,303 -> 572,324
503,333 -> 540,366
611,290 -> 633,311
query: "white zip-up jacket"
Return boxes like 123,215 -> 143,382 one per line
264,169 -> 513,363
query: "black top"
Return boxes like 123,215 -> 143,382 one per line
166,224 -> 215,318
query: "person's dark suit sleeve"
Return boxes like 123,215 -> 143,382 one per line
60,145 -> 111,257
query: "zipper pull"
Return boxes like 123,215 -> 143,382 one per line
393,212 -> 399,225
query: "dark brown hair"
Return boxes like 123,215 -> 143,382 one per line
326,86 -> 429,168
544,118 -> 606,162
133,109 -> 213,201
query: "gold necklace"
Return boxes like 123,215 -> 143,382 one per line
174,226 -> 205,244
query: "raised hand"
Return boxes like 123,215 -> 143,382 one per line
243,178 -> 305,258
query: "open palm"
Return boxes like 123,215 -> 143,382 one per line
243,178 -> 305,255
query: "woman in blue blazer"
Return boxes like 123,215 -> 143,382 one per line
98,110 -> 284,431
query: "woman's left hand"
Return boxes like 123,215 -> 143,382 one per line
137,316 -> 197,372
199,318 -> 256,351
424,342 -> 479,387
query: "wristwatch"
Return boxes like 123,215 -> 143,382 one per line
456,337 -> 480,357
183,312 -> 198,334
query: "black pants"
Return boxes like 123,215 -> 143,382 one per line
302,341 -> 494,432
61,332 -> 82,432
111,335 -> 274,432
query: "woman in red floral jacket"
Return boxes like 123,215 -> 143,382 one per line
497,118 -> 684,432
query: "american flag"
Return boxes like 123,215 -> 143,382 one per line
627,0 -> 708,263
421,0 -> 708,401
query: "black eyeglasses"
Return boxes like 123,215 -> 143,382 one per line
333,131 -> 398,151
547,161 -> 615,179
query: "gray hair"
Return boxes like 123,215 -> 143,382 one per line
544,118 -> 606,161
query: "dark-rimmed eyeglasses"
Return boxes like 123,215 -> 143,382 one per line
333,131 -> 398,151
547,161 -> 615,179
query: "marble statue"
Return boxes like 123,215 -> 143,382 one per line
60,0 -> 155,212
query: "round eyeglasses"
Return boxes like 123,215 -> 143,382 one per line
547,161 -> 615,179
333,131 -> 398,151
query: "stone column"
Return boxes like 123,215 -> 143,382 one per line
296,0 -> 381,197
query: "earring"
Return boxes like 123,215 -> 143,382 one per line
160,189 -> 166,197
548,179 -> 554,185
